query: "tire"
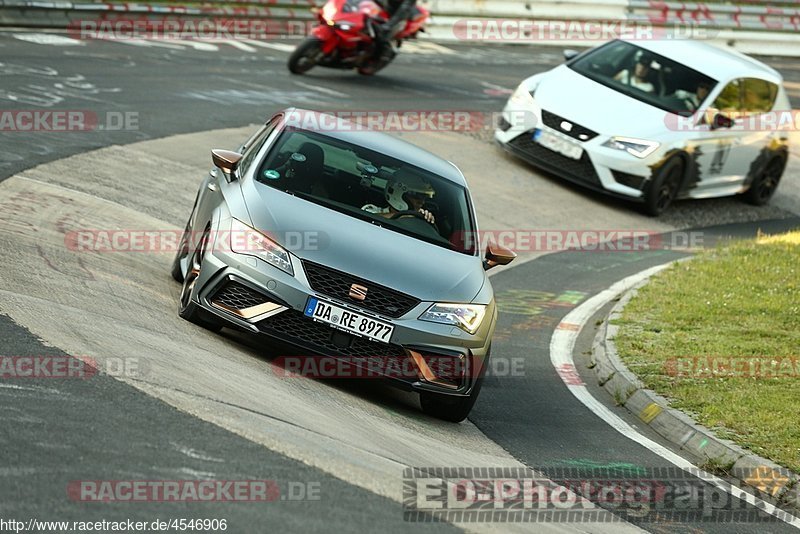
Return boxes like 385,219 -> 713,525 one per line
178,227 -> 221,332
419,350 -> 488,423
641,157 -> 684,217
288,37 -> 323,75
357,49 -> 395,76
170,218 -> 192,283
743,154 -> 786,206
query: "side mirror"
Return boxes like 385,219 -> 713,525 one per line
211,149 -> 243,181
483,241 -> 516,271
563,49 -> 579,61
710,112 -> 735,130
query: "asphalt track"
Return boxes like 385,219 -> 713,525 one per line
1,31 -> 800,532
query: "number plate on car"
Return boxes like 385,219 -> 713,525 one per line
533,128 -> 583,160
304,297 -> 394,344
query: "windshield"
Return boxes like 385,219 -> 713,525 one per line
255,129 -> 477,255
569,40 -> 718,114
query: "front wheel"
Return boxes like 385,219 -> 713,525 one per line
743,154 -> 786,206
178,227 -> 221,332
420,376 -> 484,423
420,351 -> 488,423
641,157 -> 684,217
288,37 -> 324,75
170,217 -> 193,283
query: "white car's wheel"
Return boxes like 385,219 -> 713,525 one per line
744,154 -> 787,206
642,157 -> 684,217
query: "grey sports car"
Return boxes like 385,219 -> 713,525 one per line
171,108 -> 515,422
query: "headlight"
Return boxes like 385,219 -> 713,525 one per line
602,136 -> 660,159
230,219 -> 293,275
419,303 -> 487,334
510,82 -> 536,105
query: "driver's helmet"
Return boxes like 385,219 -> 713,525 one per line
385,166 -> 435,211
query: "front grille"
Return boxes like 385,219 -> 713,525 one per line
509,131 -> 601,186
212,282 -> 269,310
302,261 -> 420,318
541,110 -> 598,142
258,310 -> 414,380
258,310 -> 406,358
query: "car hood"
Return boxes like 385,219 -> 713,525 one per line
533,65 -> 669,139
241,181 -> 486,303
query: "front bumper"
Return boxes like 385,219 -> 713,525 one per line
495,106 -> 658,201
189,236 -> 494,397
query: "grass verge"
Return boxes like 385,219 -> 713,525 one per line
613,230 -> 800,473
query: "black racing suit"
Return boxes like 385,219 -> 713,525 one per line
374,0 -> 417,59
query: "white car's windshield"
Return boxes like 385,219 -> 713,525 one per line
569,40 -> 718,114
255,129 -> 477,255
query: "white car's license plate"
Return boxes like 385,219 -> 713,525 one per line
533,128 -> 583,160
304,297 -> 394,344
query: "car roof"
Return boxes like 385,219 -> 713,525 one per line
632,39 -> 782,82
275,108 -> 468,187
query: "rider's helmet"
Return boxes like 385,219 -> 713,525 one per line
385,166 -> 436,211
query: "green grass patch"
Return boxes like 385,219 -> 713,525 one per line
613,231 -> 800,473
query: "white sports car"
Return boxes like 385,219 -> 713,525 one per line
495,39 -> 792,215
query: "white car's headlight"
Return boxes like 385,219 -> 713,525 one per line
510,82 -> 536,106
230,218 -> 293,275
603,136 -> 660,159
419,303 -> 487,334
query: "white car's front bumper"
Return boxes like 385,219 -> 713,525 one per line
494,105 -> 662,200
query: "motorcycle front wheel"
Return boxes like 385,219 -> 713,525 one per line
288,37 -> 324,75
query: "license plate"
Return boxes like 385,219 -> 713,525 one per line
533,128 -> 583,160
304,297 -> 394,344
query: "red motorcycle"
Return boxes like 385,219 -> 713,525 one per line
288,0 -> 428,75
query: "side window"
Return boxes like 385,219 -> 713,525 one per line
741,78 -> 777,114
712,79 -> 740,113
239,118 -> 279,175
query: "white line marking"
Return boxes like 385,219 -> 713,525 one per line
115,39 -> 186,50
292,80 -> 348,98
549,262 -> 800,527
210,39 -> 257,53
13,33 -> 84,46
244,41 -> 295,53
403,41 -> 456,55
182,41 -> 219,52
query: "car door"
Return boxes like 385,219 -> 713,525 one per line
689,78 -> 777,197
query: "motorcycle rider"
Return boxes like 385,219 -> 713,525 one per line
374,0 -> 418,62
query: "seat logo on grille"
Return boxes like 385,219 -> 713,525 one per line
348,284 -> 368,301
560,120 -> 573,132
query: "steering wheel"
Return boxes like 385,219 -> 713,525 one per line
388,210 -> 439,233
